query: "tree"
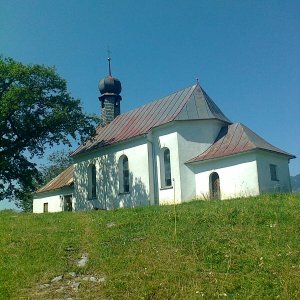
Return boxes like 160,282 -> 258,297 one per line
40,150 -> 73,185
0,56 -> 98,205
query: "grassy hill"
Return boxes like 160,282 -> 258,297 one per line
1,194 -> 299,300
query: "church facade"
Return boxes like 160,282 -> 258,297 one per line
33,64 -> 294,213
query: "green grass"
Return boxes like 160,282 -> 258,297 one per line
0,194 -> 300,299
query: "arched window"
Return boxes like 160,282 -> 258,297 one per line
119,155 -> 129,193
160,148 -> 172,187
88,164 -> 97,199
164,148 -> 172,186
210,172 -> 220,200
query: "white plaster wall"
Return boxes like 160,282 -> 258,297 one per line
151,125 -> 181,205
147,119 -> 225,205
33,187 -> 74,213
256,151 -> 292,193
73,137 -> 150,210
176,119 -> 225,201
33,195 -> 63,213
193,153 -> 260,200
114,142 -> 150,209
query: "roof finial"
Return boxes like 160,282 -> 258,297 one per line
108,57 -> 112,77
196,77 -> 199,85
107,48 -> 112,76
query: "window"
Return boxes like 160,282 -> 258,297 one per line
160,148 -> 172,188
210,172 -> 220,200
270,164 -> 278,181
43,203 -> 48,213
91,165 -> 96,198
119,155 -> 129,193
88,164 -> 97,199
164,149 -> 172,186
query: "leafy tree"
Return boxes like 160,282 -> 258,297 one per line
0,56 -> 98,205
40,149 -> 73,185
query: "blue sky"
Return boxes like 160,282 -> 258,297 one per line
1,0 -> 299,209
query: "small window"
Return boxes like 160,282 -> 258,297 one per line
160,148 -> 172,188
43,203 -> 48,213
91,165 -> 96,198
164,149 -> 172,186
270,164 -> 278,181
119,155 -> 130,193
88,164 -> 97,199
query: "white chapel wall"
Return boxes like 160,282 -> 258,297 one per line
114,141 -> 150,209
151,124 -> 181,205
73,137 -> 150,210
176,119 -> 226,201
150,119 -> 225,204
193,153 -> 260,200
33,187 -> 73,213
256,151 -> 292,193
33,195 -> 62,213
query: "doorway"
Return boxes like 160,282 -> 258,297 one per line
43,203 -> 48,213
64,195 -> 73,211
210,172 -> 220,200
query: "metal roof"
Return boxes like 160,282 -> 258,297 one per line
72,84 -> 231,156
35,165 -> 74,194
187,123 -> 295,163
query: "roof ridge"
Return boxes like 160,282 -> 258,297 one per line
119,84 -> 197,117
218,123 -> 239,154
238,123 -> 259,148
239,123 -> 275,149
239,123 -> 295,157
169,84 -> 198,120
199,85 -> 212,117
228,123 -> 244,153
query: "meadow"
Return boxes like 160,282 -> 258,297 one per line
0,194 -> 299,299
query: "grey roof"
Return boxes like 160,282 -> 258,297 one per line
72,84 -> 231,156
187,123 -> 295,163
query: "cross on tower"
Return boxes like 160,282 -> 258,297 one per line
107,49 -> 112,76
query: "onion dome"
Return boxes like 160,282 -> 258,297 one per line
98,57 -> 122,95
99,76 -> 122,95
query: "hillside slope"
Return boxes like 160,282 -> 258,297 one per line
0,194 -> 299,299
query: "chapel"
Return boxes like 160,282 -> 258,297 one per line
33,60 -> 294,213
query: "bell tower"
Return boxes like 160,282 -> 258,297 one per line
98,57 -> 122,126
